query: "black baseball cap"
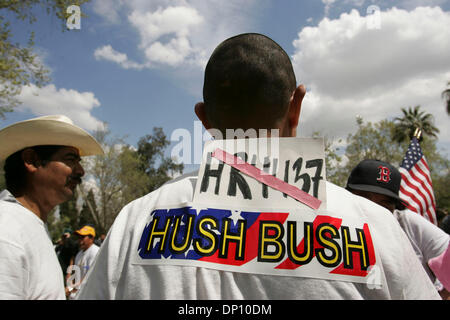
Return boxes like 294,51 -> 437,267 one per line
346,159 -> 408,210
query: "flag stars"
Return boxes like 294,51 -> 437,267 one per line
229,209 -> 243,226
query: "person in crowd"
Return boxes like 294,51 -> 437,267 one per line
0,115 -> 103,299
66,225 -> 100,299
55,228 -> 79,280
94,233 -> 106,247
77,33 -> 440,300
346,159 -> 450,299
429,244 -> 450,294
439,214 -> 450,235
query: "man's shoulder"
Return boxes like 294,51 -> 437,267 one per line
125,171 -> 198,210
0,191 -> 22,214
0,196 -> 39,245
162,170 -> 198,188
86,244 -> 100,257
396,209 -> 436,227
396,209 -> 449,249
110,171 -> 199,233
0,190 -> 41,223
123,178 -> 391,221
325,181 -> 390,215
395,209 -> 446,237
325,181 -> 399,232
92,243 -> 100,252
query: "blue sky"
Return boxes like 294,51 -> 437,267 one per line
2,0 -> 450,172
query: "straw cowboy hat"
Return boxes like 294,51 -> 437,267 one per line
0,115 -> 104,161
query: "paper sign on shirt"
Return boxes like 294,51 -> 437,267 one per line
132,138 -> 381,286
132,203 -> 380,285
193,138 -> 327,211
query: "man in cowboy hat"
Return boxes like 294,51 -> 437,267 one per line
0,115 -> 103,299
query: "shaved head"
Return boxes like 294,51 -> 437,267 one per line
202,33 -> 297,134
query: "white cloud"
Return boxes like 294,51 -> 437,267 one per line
399,0 -> 448,10
93,0 -> 264,70
17,84 -> 104,131
292,6 -> 450,148
94,45 -> 144,70
129,6 -> 204,46
92,0 -> 126,24
324,0 -> 449,10
128,6 -> 204,66
322,0 -> 337,15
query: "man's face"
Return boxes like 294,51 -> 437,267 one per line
35,146 -> 84,205
77,234 -> 93,251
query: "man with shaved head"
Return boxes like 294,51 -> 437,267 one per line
77,34 -> 439,300
198,33 -> 299,135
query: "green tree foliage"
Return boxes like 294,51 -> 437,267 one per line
335,117 -> 407,187
79,129 -> 128,235
393,105 -> 440,143
312,131 -> 344,186
78,188 -> 96,228
47,208 -> 70,242
118,146 -> 152,205
58,189 -> 79,231
434,169 -> 450,215
49,188 -> 95,242
0,0 -> 90,118
137,127 -> 184,193
335,116 -> 449,214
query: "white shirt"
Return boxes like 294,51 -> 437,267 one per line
394,209 -> 449,283
77,172 -> 440,300
0,190 -> 65,300
74,244 -> 100,280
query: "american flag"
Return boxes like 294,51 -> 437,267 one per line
398,137 -> 437,225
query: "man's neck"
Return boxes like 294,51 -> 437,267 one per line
14,193 -> 53,223
83,243 -> 93,252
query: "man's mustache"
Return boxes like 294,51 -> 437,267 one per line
67,175 -> 82,185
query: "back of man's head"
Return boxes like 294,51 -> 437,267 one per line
202,33 -> 297,133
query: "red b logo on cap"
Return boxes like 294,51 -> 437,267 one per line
377,166 -> 391,183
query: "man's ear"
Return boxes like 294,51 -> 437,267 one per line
21,148 -> 40,173
194,102 -> 212,130
287,84 -> 306,136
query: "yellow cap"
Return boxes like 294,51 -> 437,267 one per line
75,225 -> 96,237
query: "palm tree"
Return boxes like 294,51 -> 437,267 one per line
442,82 -> 450,115
393,105 -> 440,143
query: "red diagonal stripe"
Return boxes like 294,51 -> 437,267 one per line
212,148 -> 322,210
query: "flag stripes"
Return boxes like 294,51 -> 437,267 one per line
399,137 -> 437,225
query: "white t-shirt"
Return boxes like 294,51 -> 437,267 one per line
0,190 -> 65,300
74,244 -> 100,280
77,172 -> 440,300
394,209 -> 449,283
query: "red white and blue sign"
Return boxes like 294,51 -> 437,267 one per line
134,205 -> 379,284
